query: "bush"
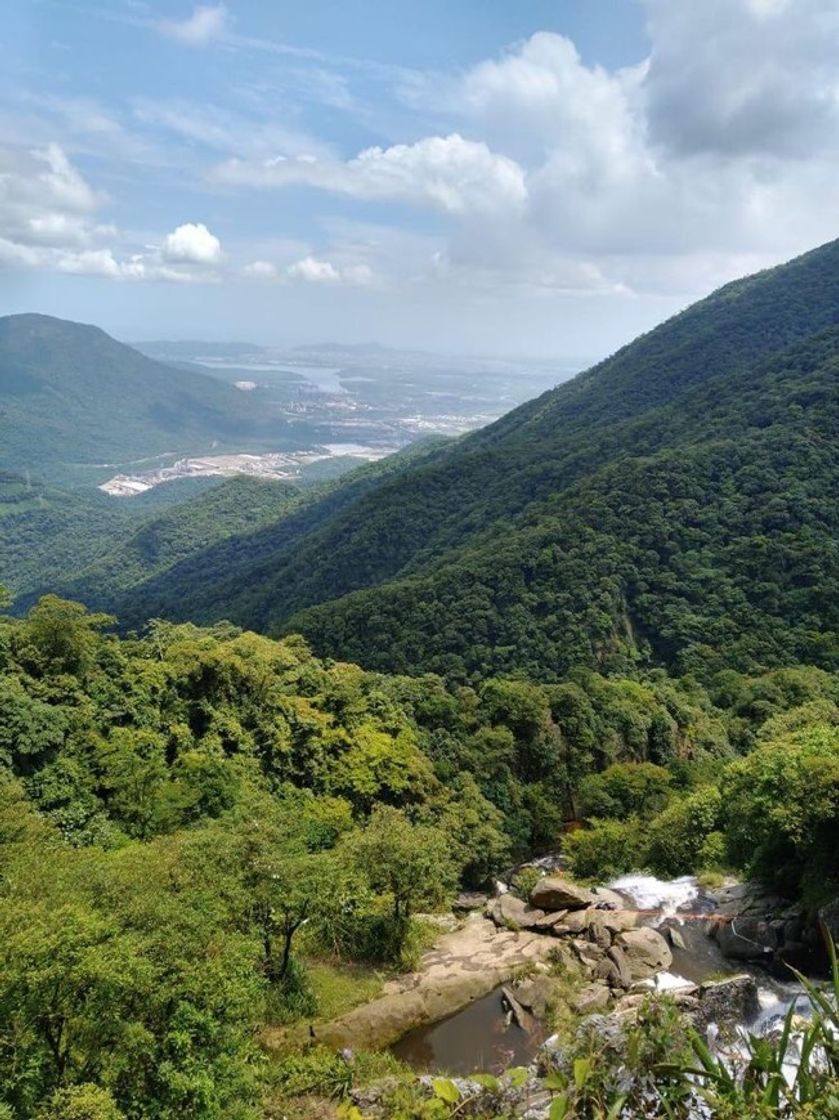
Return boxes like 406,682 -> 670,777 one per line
646,786 -> 722,877
564,818 -> 646,880
36,1086 -> 125,1120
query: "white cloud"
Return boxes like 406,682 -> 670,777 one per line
287,256 -> 375,286
156,4 -> 229,47
161,222 -> 222,264
242,259 -> 279,280
214,133 -> 527,218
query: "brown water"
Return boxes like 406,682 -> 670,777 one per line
391,988 -> 545,1075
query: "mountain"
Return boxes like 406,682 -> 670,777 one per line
114,239 -> 839,681
0,473 -> 298,612
0,314 -> 288,480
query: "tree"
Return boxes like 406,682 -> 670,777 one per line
343,805 -> 456,923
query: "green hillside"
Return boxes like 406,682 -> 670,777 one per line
0,474 -> 299,611
0,314 -> 295,481
56,475 -> 299,611
125,239 -> 839,680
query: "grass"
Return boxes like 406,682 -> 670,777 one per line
306,958 -> 386,1023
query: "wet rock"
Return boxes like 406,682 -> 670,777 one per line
667,925 -> 687,950
572,982 -> 611,1014
591,886 -> 626,910
512,974 -> 563,1020
715,916 -> 776,962
531,876 -> 595,912
614,928 -> 673,979
691,974 -> 759,1030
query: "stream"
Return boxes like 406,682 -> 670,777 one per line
391,874 -> 808,1076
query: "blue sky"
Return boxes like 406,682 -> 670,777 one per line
3,1 -> 839,355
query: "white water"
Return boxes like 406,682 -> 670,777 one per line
608,873 -> 699,917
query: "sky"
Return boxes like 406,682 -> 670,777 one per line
3,0 -> 839,357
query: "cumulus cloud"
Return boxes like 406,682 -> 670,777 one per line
0,145 -> 224,283
0,144 -> 111,254
156,4 -> 229,47
207,1 -> 839,299
214,133 -> 527,218
161,222 -> 222,264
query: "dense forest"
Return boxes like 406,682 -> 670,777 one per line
1,590 -> 837,1118
2,242 -> 839,1119
7,239 -> 833,686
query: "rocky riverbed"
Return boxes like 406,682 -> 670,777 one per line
326,871 -> 827,1118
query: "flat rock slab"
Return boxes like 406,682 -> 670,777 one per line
317,916 -> 558,1050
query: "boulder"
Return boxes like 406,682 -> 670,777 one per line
587,914 -> 613,950
692,975 -> 759,1031
512,974 -> 563,1019
530,909 -> 569,930
614,928 -> 673,979
553,910 -> 591,936
590,886 -> 626,910
572,983 -> 611,1015
606,945 -> 633,990
489,893 -> 547,930
599,909 -> 640,935
531,876 -> 595,912
715,917 -> 776,962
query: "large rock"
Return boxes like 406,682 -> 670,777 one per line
606,945 -> 633,989
553,909 -> 591,936
614,928 -> 673,979
715,916 -> 776,962
599,910 -> 640,935
572,983 -> 611,1015
531,876 -> 595,912
512,974 -> 564,1019
692,975 -> 760,1031
488,893 -> 547,930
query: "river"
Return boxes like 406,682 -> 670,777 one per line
391,873 -> 809,1077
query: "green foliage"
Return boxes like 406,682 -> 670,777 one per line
579,761 -> 673,820
342,805 -> 456,931
723,721 -> 839,901
564,818 -> 647,880
645,785 -> 724,878
35,1085 -> 125,1120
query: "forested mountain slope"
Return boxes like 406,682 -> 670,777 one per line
128,240 -> 839,681
0,314 -> 287,476
0,475 -> 299,611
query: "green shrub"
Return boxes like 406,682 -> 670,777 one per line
564,818 -> 646,880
